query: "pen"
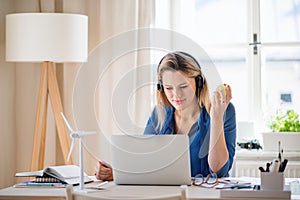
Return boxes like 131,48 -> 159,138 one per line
216,183 -> 252,190
258,166 -> 265,172
279,159 -> 288,172
26,182 -> 57,186
84,181 -> 109,190
96,181 -> 108,187
266,162 -> 271,172
229,185 -> 253,189
278,141 -> 282,163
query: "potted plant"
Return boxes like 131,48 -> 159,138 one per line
269,109 -> 300,132
262,109 -> 300,152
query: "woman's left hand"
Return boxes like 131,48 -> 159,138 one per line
208,84 -> 232,172
210,84 -> 232,118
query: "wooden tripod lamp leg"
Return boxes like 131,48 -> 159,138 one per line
31,62 -> 48,171
31,61 -> 72,171
47,62 -> 72,165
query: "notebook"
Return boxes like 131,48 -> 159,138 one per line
111,134 -> 191,185
15,165 -> 93,185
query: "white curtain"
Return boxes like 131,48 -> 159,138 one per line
63,0 -> 155,174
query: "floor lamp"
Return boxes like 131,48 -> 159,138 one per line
6,13 -> 88,171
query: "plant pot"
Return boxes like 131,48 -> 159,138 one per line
262,132 -> 300,152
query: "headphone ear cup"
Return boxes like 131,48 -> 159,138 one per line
195,75 -> 205,97
196,75 -> 204,90
157,80 -> 164,92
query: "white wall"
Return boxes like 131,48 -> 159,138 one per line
0,0 -> 58,188
0,0 -> 16,189
0,0 -> 100,188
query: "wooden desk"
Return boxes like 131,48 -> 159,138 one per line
0,186 -> 66,200
0,182 -> 219,200
0,180 -> 298,200
74,183 -> 219,200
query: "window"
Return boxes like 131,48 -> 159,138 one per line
154,0 -> 249,120
154,0 -> 300,136
260,0 -> 300,127
261,47 -> 300,118
261,0 -> 300,43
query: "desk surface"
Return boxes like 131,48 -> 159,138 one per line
0,179 -> 299,200
78,183 -> 218,200
0,182 -> 219,200
0,186 -> 66,200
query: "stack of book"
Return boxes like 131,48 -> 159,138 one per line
14,165 -> 93,187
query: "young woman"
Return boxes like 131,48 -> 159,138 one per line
95,51 -> 236,181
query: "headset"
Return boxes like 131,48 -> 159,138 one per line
156,51 -> 205,96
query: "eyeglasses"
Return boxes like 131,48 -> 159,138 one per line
192,173 -> 253,189
192,173 -> 219,188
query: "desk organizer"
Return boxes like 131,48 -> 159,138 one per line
261,172 -> 284,191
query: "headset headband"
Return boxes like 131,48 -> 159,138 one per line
157,51 -> 205,94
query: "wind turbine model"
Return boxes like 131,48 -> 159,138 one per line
61,112 -> 96,191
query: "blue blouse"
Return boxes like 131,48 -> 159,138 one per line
144,103 -> 236,177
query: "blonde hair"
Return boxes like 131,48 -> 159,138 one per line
156,51 -> 211,131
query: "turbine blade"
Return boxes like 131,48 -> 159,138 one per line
67,137 -> 75,161
60,112 -> 74,132
77,131 -> 96,137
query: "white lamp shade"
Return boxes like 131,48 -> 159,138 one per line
6,13 -> 88,63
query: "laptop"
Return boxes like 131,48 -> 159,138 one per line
110,134 -> 191,185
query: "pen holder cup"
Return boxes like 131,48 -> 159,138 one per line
260,172 -> 284,191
